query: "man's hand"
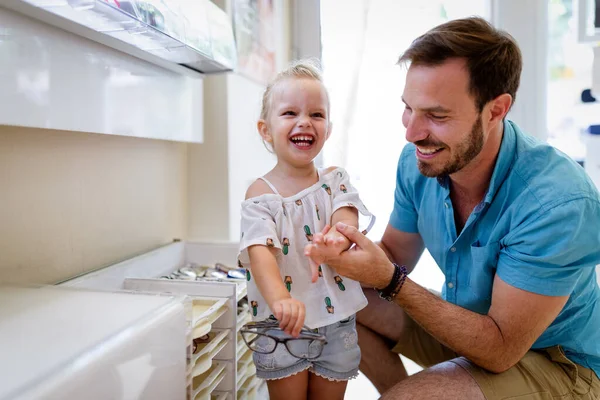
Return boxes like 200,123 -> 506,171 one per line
305,222 -> 395,289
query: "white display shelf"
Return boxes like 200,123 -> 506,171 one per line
236,311 -> 252,333
1,0 -> 236,75
122,278 -> 238,398
191,329 -> 231,370
192,298 -> 229,339
193,361 -> 227,398
60,241 -> 261,400
0,6 -> 205,143
211,391 -> 230,400
0,285 -> 188,400
192,336 -> 229,378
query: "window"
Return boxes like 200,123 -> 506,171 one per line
547,0 -> 599,161
321,0 -> 488,291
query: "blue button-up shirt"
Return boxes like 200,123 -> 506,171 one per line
390,120 -> 600,377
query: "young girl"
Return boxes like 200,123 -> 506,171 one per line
237,60 -> 374,400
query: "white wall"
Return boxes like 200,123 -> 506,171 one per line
226,74 -> 277,241
188,75 -> 231,242
0,126 -> 188,285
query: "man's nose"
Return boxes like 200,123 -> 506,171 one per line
404,115 -> 429,143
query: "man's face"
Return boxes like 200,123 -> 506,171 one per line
401,58 -> 486,178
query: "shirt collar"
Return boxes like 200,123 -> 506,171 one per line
483,119 -> 517,205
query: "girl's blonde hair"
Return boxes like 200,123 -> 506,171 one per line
259,59 -> 329,121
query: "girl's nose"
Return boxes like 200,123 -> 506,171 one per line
297,115 -> 312,128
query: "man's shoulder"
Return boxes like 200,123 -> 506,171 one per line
509,131 -> 599,206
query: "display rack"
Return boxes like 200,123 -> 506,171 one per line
61,241 -> 267,400
1,0 -> 236,75
0,285 -> 189,400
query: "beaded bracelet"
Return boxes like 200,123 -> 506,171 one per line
388,265 -> 408,300
377,263 -> 408,302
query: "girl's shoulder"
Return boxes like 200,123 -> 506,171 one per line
322,166 -> 340,175
320,166 -> 349,181
242,179 -> 281,209
245,179 -> 276,199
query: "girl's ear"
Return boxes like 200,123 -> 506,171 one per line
257,119 -> 272,142
326,121 -> 333,140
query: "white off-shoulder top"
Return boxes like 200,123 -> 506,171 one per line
238,167 -> 375,329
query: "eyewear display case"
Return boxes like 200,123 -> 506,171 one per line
61,241 -> 266,400
0,286 -> 189,400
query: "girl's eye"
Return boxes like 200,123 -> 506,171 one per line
312,112 -> 325,118
282,111 -> 296,116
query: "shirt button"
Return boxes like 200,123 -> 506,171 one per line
447,282 -> 454,289
450,247 -> 457,252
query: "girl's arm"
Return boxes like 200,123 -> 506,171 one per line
245,180 -> 305,337
321,165 -> 359,248
248,245 -> 306,337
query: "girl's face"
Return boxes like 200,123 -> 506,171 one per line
258,78 -> 331,168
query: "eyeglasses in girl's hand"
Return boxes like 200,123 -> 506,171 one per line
240,321 -> 328,360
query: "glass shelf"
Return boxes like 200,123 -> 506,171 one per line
4,0 -> 236,74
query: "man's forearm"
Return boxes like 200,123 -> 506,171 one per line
377,241 -> 417,274
396,278 -> 512,373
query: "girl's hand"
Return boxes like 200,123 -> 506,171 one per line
304,224 -> 352,282
270,298 -> 306,337
304,234 -> 347,264
310,222 -> 395,289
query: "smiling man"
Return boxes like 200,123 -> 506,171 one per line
305,17 -> 600,399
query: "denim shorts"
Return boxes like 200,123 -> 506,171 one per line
252,315 -> 360,381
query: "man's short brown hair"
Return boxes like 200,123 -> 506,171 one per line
398,17 -> 522,112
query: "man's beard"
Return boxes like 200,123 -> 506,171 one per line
416,116 -> 484,178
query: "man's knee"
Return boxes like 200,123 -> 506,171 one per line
381,361 -> 485,400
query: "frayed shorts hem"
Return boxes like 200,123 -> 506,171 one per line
310,366 -> 359,382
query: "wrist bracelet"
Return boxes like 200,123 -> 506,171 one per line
389,265 -> 408,300
377,263 -> 408,302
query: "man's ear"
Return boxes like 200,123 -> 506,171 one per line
487,93 -> 512,126
257,119 -> 272,142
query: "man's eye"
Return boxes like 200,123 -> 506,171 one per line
430,115 -> 447,120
